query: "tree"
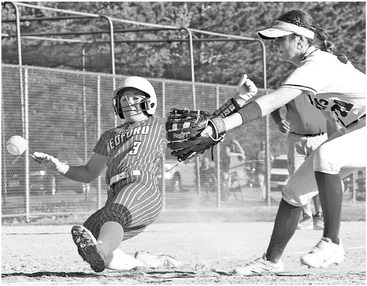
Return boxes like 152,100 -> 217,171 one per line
2,2 -> 365,86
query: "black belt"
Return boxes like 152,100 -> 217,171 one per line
290,132 -> 325,137
345,114 -> 366,128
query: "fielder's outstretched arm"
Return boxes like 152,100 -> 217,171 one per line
202,87 -> 303,138
224,87 -> 303,131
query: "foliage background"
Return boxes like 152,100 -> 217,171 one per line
2,2 -> 366,89
1,2 -> 366,157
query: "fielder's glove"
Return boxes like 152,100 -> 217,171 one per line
166,108 -> 226,161
31,152 -> 70,174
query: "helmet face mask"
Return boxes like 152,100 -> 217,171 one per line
112,76 -> 157,119
113,89 -> 151,118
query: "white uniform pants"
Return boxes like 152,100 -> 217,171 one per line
283,118 -> 366,207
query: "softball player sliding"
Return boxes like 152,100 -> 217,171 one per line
202,9 -> 366,275
32,76 -> 179,272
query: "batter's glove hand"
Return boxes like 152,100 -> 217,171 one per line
166,108 -> 227,161
31,152 -> 70,174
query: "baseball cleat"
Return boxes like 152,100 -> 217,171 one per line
300,237 -> 345,268
234,254 -> 285,276
71,225 -> 106,272
134,251 -> 181,268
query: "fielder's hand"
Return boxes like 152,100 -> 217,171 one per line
235,74 -> 258,107
200,117 -> 225,139
278,119 -> 290,133
31,152 -> 70,174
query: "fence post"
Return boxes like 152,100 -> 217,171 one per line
352,171 -> 356,203
162,81 -> 166,211
24,67 -> 30,222
216,146 -> 221,209
265,118 -> 271,207
97,75 -> 102,209
215,86 -> 221,209
184,28 -> 201,199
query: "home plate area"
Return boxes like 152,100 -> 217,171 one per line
105,265 -> 313,284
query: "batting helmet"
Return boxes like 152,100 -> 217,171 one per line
112,76 -> 157,119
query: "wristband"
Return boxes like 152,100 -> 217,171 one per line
238,101 -> 263,124
57,162 -> 70,175
209,117 -> 227,141
212,98 -> 241,118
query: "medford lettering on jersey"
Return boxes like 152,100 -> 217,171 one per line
109,125 -> 150,151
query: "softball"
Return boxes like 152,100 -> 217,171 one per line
6,135 -> 27,156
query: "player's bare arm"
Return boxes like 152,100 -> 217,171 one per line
255,87 -> 303,116
202,86 -> 303,137
63,153 -> 108,183
31,152 -> 107,183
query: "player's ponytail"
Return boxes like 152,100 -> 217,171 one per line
313,27 -> 337,54
314,26 -> 364,73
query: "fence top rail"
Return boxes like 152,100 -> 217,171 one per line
188,28 -> 259,42
2,64 -> 273,92
8,2 -> 260,42
9,2 -> 179,30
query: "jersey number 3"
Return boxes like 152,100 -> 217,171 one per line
129,141 -> 142,155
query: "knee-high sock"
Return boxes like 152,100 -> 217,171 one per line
314,171 -> 343,244
97,221 -> 124,259
266,198 -> 302,263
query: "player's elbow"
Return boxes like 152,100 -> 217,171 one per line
81,172 -> 100,183
66,166 -> 100,183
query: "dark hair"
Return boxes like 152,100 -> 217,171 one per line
277,10 -> 364,73
277,10 -> 336,54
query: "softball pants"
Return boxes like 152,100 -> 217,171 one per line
83,172 -> 162,241
283,118 -> 366,207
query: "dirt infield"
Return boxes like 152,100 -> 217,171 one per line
2,220 -> 365,285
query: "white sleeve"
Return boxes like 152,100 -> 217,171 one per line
281,61 -> 327,95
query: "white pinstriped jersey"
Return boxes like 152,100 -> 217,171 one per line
93,117 -> 166,185
282,49 -> 366,128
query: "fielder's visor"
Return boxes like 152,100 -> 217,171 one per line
257,20 -> 315,40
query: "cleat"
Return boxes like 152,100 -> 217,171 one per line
300,237 -> 345,268
71,225 -> 106,272
313,212 -> 324,230
297,214 -> 313,230
134,251 -> 181,268
235,254 -> 285,276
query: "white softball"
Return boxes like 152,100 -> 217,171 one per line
6,135 -> 27,156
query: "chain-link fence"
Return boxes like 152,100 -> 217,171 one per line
1,64 -> 365,220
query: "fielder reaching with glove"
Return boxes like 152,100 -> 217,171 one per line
166,74 -> 258,161
200,9 -> 366,275
31,76 -> 180,272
